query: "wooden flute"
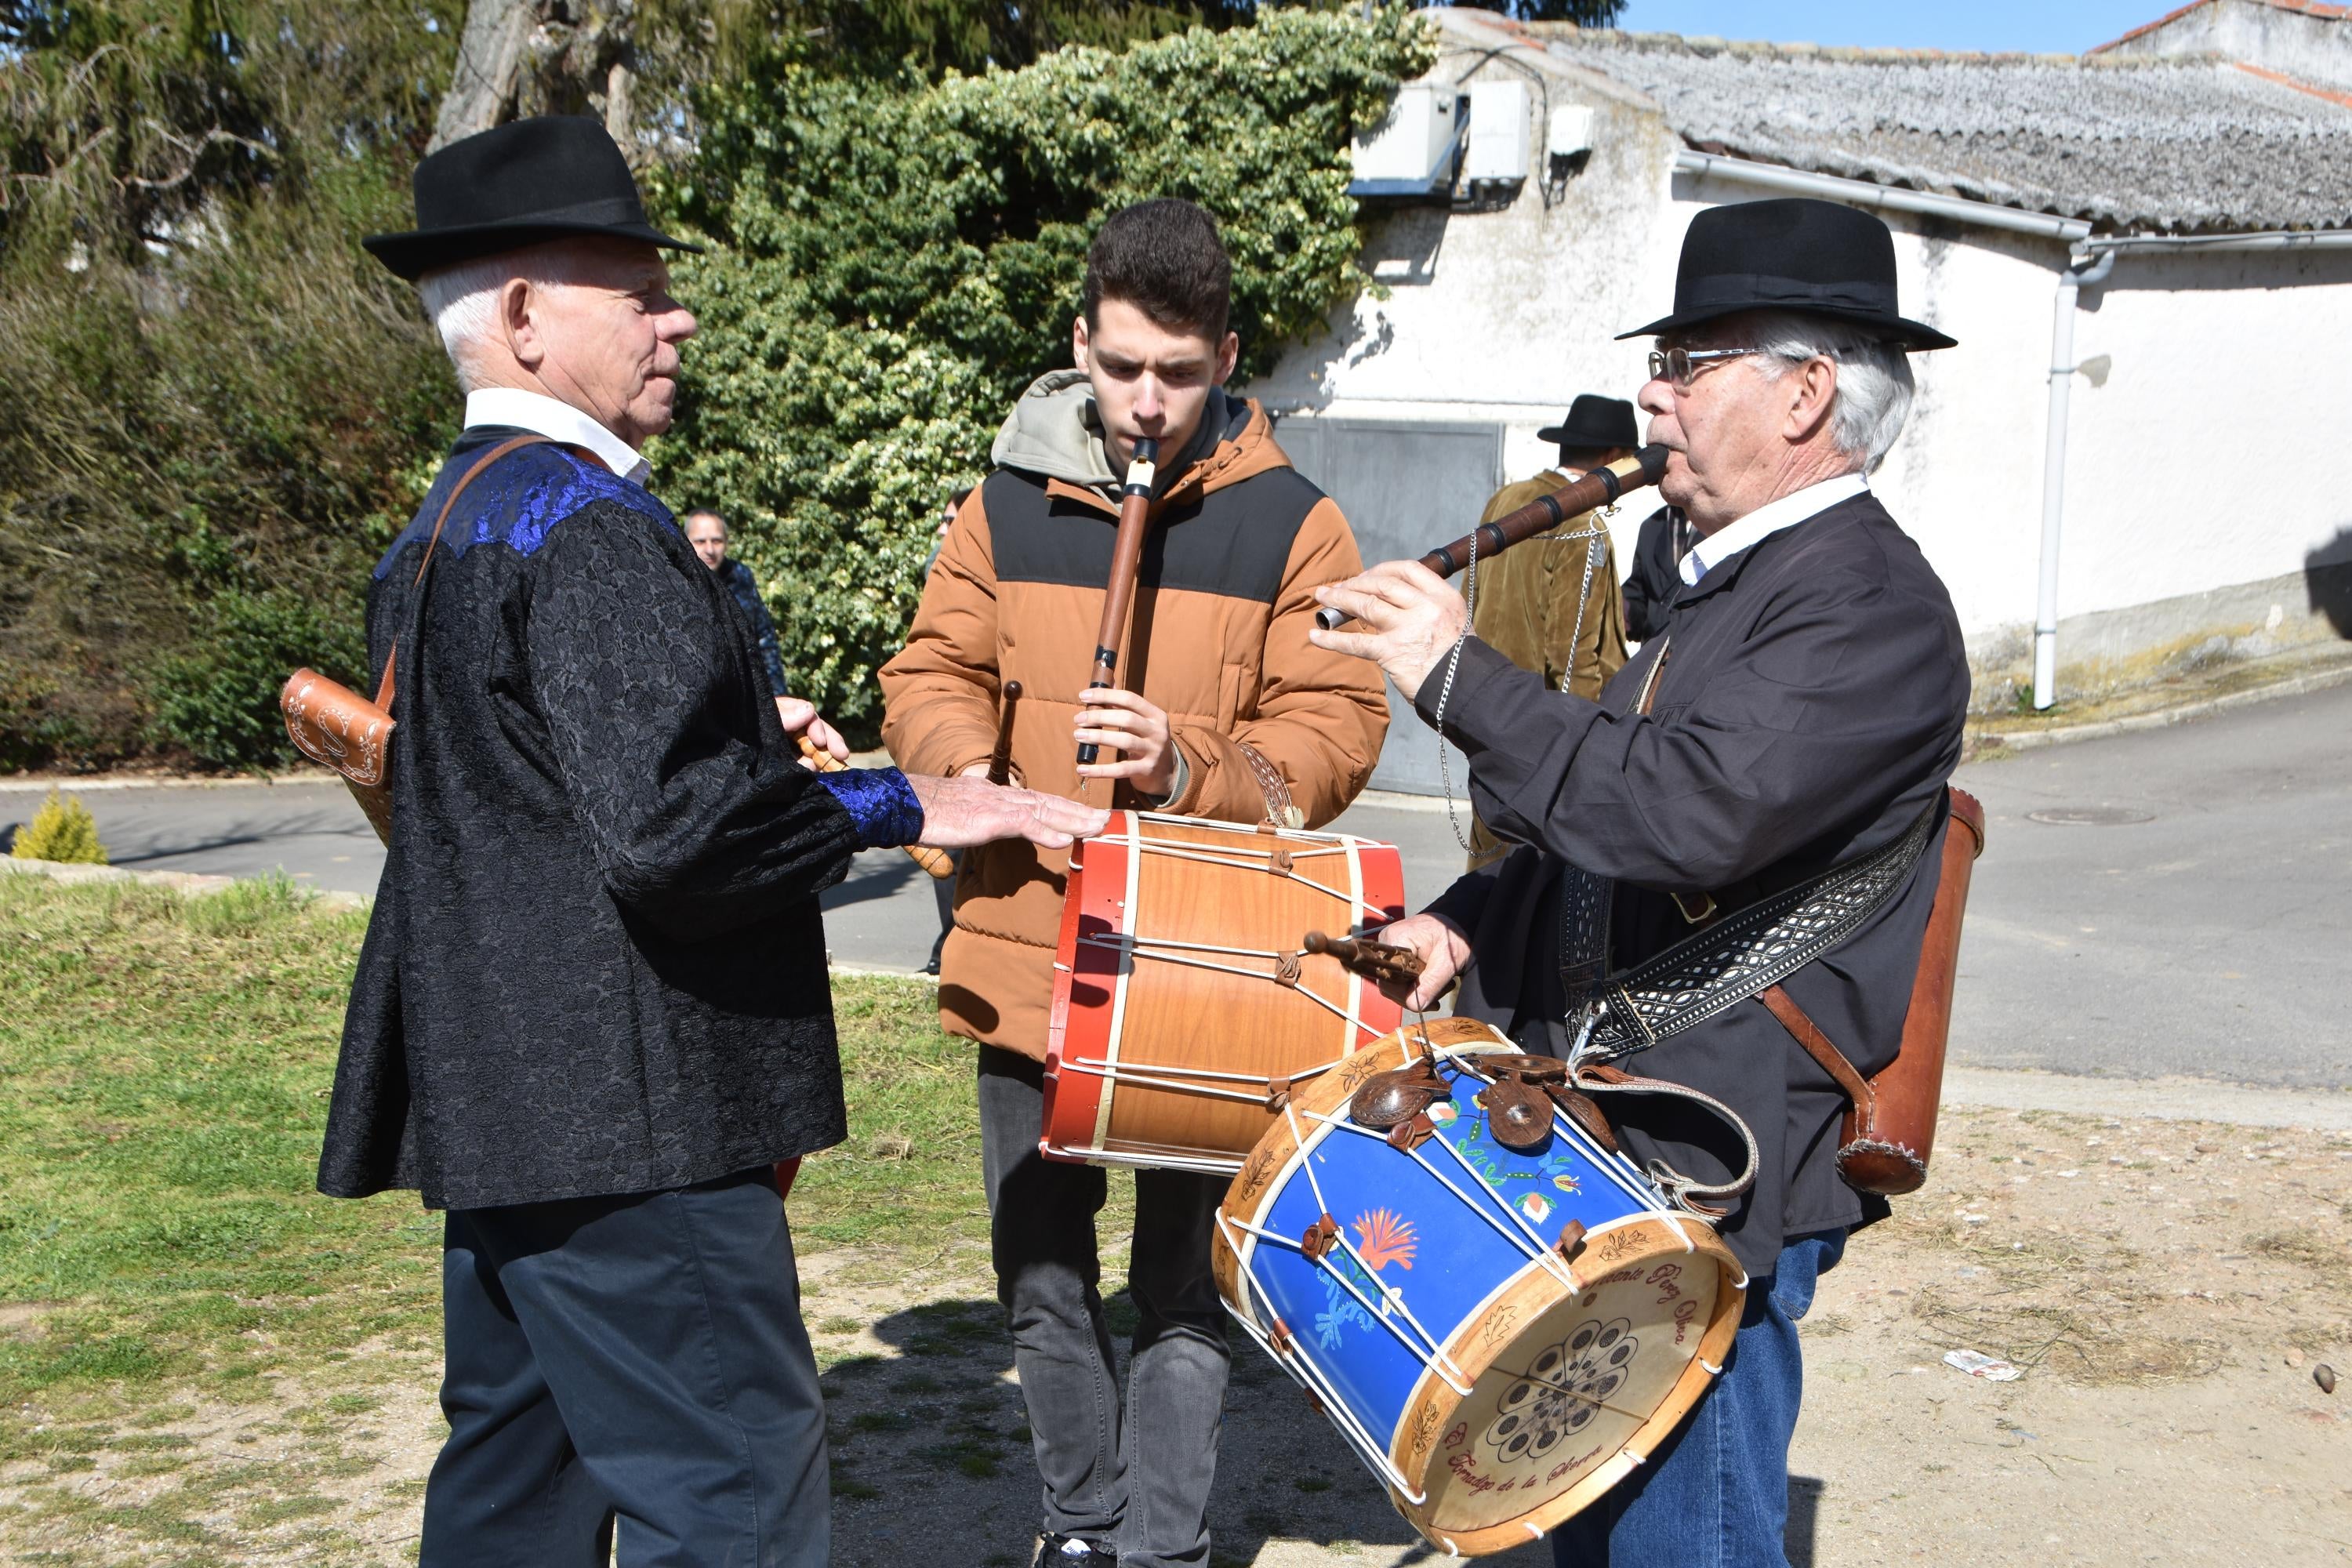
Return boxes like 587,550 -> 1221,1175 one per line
1076,437 -> 1160,767
1313,443 -> 1670,632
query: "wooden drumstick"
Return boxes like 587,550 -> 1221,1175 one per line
1303,930 -> 1427,983
797,735 -> 955,879
986,681 -> 1022,786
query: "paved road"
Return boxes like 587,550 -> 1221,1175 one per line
13,680 -> 2347,1088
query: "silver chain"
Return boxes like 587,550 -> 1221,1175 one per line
1431,528 -> 1479,851
1432,492 -> 1618,852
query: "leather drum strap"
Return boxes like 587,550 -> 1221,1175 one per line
1757,983 -> 1877,1139
371,434 -> 554,710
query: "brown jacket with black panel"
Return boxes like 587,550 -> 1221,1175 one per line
879,370 -> 1390,1058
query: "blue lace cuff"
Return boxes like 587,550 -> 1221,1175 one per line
815,767 -> 925,850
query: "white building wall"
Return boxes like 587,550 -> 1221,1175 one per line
1257,30 -> 2352,672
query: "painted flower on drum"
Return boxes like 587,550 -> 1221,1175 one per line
1351,1208 -> 1417,1273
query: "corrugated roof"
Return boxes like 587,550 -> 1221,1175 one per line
1537,28 -> 2352,234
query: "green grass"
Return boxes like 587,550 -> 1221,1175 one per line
0,873 -> 1061,1558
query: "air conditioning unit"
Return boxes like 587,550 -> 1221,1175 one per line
1349,84 -> 1468,199
1464,80 -> 1530,186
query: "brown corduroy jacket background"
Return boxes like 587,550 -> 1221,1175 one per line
880,374 -> 1389,1058
1465,467 -> 1630,870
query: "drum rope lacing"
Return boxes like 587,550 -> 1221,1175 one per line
1228,1037 -> 1673,1417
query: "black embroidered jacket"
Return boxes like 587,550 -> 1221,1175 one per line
319,428 -> 901,1210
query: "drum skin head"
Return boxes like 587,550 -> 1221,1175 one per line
1215,1018 -> 1746,1559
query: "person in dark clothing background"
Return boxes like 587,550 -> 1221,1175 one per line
1619,503 -> 1694,644
684,506 -> 791,704
1312,198 -> 1966,1568
332,116 -> 1104,1568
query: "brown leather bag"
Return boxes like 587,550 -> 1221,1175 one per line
1760,786 -> 1987,1196
280,436 -> 548,844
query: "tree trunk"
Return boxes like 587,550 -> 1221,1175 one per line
430,0 -> 539,153
430,0 -> 640,155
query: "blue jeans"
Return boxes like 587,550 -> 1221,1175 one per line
1550,1229 -> 1846,1568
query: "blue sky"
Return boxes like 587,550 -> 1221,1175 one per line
1607,1 -> 2176,55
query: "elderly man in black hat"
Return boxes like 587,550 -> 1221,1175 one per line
326,117 -> 1105,1567
1312,198 -> 1968,1565
1461,392 -> 1638,870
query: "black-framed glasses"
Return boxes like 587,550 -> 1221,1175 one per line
1647,346 -> 1769,388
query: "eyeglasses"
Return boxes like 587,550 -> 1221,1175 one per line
1647,346 -> 1769,389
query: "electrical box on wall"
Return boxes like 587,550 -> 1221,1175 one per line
1464,80 -> 1530,185
1548,105 -> 1595,161
1350,84 -> 1468,199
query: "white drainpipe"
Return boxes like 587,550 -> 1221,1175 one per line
2033,249 -> 2116,710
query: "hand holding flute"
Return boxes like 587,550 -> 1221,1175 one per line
1309,445 -> 1668,703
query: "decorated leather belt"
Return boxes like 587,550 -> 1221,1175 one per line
1570,798 -> 1941,1066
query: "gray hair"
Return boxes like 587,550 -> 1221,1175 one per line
414,245 -> 586,392
1738,310 -> 1916,475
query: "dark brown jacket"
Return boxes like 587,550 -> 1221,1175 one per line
880,373 -> 1389,1058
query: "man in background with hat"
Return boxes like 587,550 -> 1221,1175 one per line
1461,393 -> 1637,869
1312,198 -> 1969,1565
325,116 -> 1105,1566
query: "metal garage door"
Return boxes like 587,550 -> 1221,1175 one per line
1273,417 -> 1504,795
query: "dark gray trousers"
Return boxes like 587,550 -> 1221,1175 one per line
979,1047 -> 1231,1568
420,1168 -> 828,1568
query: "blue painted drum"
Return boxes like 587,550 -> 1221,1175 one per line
1212,1018 -> 1748,1557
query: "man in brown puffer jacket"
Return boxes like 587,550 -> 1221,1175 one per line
880,199 -> 1388,1568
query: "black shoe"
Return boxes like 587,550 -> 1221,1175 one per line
1033,1535 -> 1116,1568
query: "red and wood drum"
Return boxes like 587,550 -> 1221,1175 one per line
1041,811 -> 1409,1174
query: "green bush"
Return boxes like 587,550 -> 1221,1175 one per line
0,3 -> 460,773
13,790 -> 107,864
657,5 -> 1437,740
150,589 -> 370,771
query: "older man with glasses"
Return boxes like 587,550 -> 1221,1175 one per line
1311,198 -> 1969,1567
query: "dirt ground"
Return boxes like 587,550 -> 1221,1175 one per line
5,1102 -> 2348,1567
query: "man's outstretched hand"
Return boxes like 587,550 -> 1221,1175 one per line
907,774 -> 1108,851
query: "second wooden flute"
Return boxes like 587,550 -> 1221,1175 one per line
1314,444 -> 1669,631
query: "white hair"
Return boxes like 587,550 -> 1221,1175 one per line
414,245 -> 586,391
1737,310 -> 1917,475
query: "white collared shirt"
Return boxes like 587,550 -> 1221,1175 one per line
1677,471 -> 1869,587
463,387 -> 651,488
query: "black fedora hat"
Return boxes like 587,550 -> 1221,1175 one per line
1617,198 -> 1954,351
364,117 -> 702,282
1537,394 -> 1640,451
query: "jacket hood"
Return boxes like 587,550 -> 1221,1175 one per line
989,369 -> 1289,503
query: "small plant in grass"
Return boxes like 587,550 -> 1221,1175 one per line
11,789 -> 107,863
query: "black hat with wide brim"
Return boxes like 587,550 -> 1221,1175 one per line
1617,198 -> 1955,351
1537,394 -> 1641,450
363,117 -> 702,282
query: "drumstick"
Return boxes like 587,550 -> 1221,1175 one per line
1303,930 -> 1427,983
798,735 -> 955,880
986,681 -> 1022,786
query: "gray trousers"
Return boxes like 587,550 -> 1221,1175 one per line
422,1169 -> 828,1567
978,1047 -> 1231,1568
